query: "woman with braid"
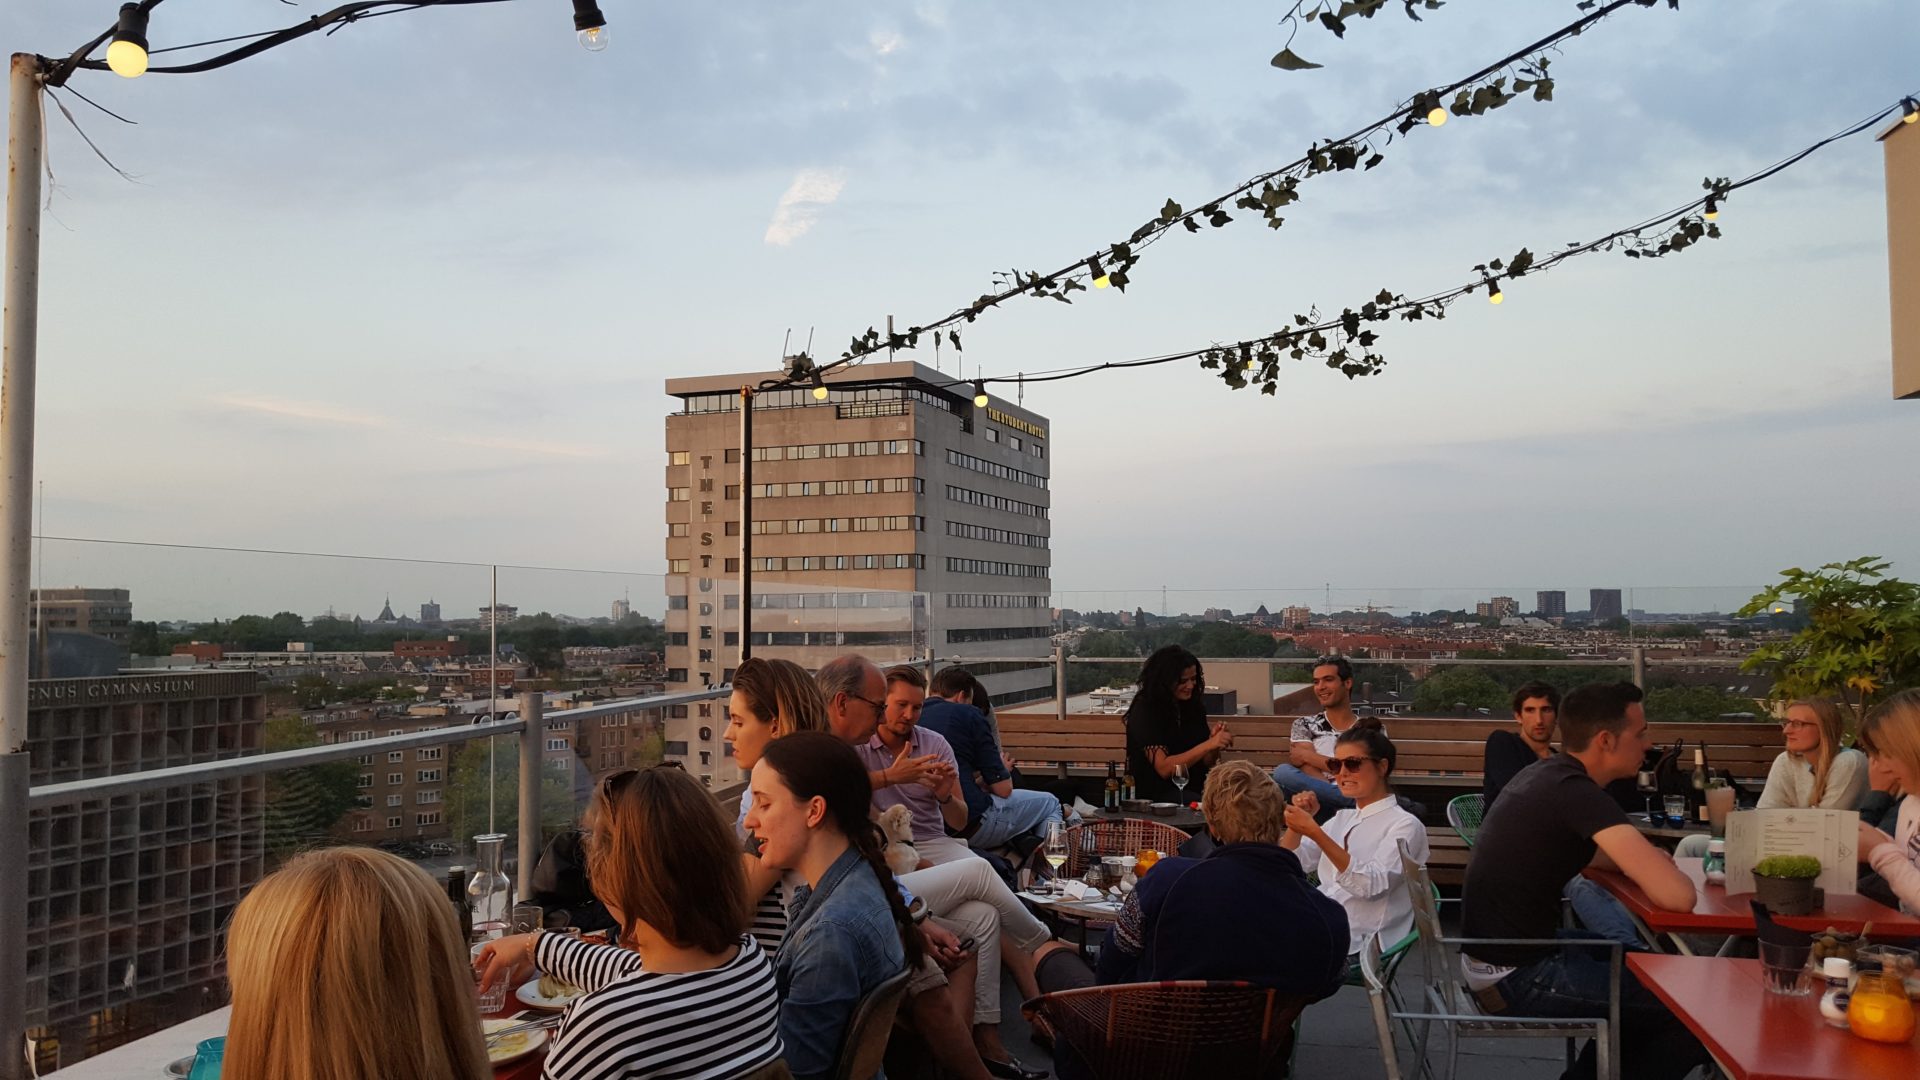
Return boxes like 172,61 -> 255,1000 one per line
745,731 -> 923,1080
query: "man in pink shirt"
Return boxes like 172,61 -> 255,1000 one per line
857,665 -> 973,866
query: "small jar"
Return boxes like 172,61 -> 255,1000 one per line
1819,957 -> 1853,1029
1703,838 -> 1727,886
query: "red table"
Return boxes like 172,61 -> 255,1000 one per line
1586,858 -> 1920,955
1627,954 -> 1919,1079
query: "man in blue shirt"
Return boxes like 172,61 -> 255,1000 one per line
919,667 -> 1066,851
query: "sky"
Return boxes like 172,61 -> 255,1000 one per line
4,0 -> 1918,622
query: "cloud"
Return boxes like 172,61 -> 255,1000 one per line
763,168 -> 849,246
214,393 -> 389,429
870,29 -> 905,57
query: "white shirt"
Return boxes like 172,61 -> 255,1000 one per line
1867,793 -> 1920,916
1756,748 -> 1869,811
1293,796 -> 1429,955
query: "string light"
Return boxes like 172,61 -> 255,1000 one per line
811,382 -> 829,401
1487,280 -> 1503,305
972,380 -> 989,407
106,3 -> 149,78
573,0 -> 610,52
1703,197 -> 1719,221
1904,98 -> 1919,124
1089,258 -> 1111,289
1427,105 -> 1448,127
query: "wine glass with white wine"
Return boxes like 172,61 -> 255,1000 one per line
1171,763 -> 1189,799
1042,820 -> 1068,896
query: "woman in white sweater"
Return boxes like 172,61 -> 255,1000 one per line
1757,698 -> 1869,810
1856,689 -> 1920,913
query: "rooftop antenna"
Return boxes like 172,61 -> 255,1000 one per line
1017,373 -> 1025,407
886,315 -> 895,362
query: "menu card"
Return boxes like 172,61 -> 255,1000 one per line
1722,808 -> 1859,896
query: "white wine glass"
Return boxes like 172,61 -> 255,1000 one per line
1042,820 -> 1068,896
1171,763 -> 1189,798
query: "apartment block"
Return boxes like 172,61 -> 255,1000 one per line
1590,589 -> 1624,621
32,587 -> 133,648
1536,590 -> 1567,619
314,706 -> 456,843
24,672 -> 265,1067
662,360 -> 1053,786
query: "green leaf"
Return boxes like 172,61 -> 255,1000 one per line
1270,48 -> 1324,71
1160,198 -> 1184,222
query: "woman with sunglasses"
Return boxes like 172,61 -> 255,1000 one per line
745,731 -> 924,1080
475,765 -> 783,1080
1280,721 -> 1429,960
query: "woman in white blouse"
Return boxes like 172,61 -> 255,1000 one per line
1759,698 -> 1869,810
1280,722 -> 1429,958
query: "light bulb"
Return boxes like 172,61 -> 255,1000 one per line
811,383 -> 829,401
578,25 -> 609,52
1703,198 -> 1719,222
1488,284 -> 1503,305
1427,106 -> 1448,127
1088,257 -> 1110,289
972,380 -> 989,408
106,38 -> 148,78
1093,274 -> 1111,289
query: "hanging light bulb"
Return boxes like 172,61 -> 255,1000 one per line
1427,105 -> 1448,127
972,380 -> 989,408
1487,281 -> 1503,305
1703,197 -> 1719,222
106,3 -> 150,78
811,382 -> 829,401
1240,345 -> 1255,372
1089,257 -> 1111,289
1904,98 -> 1919,124
573,0 -> 610,52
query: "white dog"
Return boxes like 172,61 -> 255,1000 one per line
877,804 -> 921,875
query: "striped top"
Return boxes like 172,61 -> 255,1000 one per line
536,930 -> 783,1080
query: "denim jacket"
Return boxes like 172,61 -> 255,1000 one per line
775,846 -> 907,1080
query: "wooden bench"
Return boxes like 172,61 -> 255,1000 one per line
1001,712 -> 1787,881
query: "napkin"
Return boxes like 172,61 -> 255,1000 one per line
1071,797 -> 1101,818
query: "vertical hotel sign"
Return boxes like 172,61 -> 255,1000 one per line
1885,115 -> 1920,399
696,453 -> 716,686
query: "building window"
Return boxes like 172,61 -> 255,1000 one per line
388,772 -> 403,785
351,817 -> 372,833
668,523 -> 689,537
670,451 -> 691,465
667,669 -> 688,683
387,794 -> 403,808
417,790 -> 442,805
668,596 -> 689,610
356,773 -> 373,788
417,769 -> 442,783
417,747 -> 442,761
985,427 -> 998,443
357,754 -> 373,765
947,556 -> 1049,578
349,731 -> 372,742
668,632 -> 688,646
546,738 -> 567,752
724,521 -> 740,536
946,520 -> 1050,548
668,560 -> 690,574
946,448 -> 1047,489
388,750 -> 405,763
946,485 -> 1048,519
416,812 -> 442,827
724,485 -> 740,499
946,625 -> 1051,643
355,795 -> 373,809
668,487 -> 690,502
387,816 -> 403,829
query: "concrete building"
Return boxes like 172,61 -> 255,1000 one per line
31,588 -> 133,649
612,596 -> 631,621
1591,588 -> 1624,621
662,360 -> 1053,786
393,637 -> 468,661
313,706 -> 453,844
1488,596 -> 1518,619
24,671 -> 265,1069
1280,605 -> 1313,630
479,604 -> 518,627
420,599 -> 442,625
1536,590 -> 1567,619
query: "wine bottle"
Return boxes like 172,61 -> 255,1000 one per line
1104,762 -> 1120,810
1691,748 -> 1708,823
446,865 -> 472,943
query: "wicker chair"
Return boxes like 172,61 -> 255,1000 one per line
1445,794 -> 1485,849
1031,818 -> 1194,879
1022,981 -> 1313,1080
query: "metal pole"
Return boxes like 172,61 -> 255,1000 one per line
488,565 -> 497,833
1055,643 -> 1068,727
516,691 -> 541,902
1,53 -> 45,1080
738,386 -> 752,663
1630,646 -> 1646,690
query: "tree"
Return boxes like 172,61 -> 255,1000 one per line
1738,557 -> 1920,720
446,736 -> 584,848
260,715 -> 362,860
1411,667 -> 1509,714
1643,684 -> 1762,725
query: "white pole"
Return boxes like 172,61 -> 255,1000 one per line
1,51 -> 43,1080
488,565 -> 497,834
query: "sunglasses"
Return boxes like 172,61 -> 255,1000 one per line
1327,756 -> 1378,774
599,761 -> 685,799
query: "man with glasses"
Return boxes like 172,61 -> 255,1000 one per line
1272,656 -> 1377,816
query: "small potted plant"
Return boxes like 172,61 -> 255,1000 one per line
1753,855 -> 1823,916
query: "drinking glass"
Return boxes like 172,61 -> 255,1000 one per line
1759,939 -> 1813,996
510,902 -> 545,936
1042,821 -> 1068,896
1171,764 -> 1189,797
1661,795 -> 1687,828
472,942 -> 510,1013
1705,780 -> 1735,837
187,1037 -> 224,1080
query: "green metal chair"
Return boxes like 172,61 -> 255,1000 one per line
1446,794 -> 1485,848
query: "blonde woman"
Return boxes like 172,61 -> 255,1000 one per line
223,847 -> 490,1080
725,657 -> 832,952
1856,688 -> 1920,913
1758,698 -> 1869,810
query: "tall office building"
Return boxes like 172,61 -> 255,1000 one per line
1590,588 -> 1624,621
662,360 -> 1053,786
31,588 -> 133,648
1536,590 -> 1567,619
24,672 -> 265,1069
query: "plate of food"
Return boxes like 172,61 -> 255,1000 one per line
516,971 -> 583,1011
482,1017 -> 550,1066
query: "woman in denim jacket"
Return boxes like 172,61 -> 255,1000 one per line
745,731 -> 925,1080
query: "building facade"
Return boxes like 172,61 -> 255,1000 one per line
1536,590 -> 1567,619
661,361 -> 1053,786
24,671 -> 265,1068
1590,588 -> 1624,621
31,588 -> 133,648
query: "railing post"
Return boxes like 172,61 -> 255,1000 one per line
1,53 -> 47,1080
1054,643 -> 1067,727
1630,647 -> 1646,689
517,692 -> 542,902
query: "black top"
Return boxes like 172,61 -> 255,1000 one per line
918,698 -> 1007,824
529,830 -> 617,934
1482,730 -> 1549,811
1124,695 -> 1212,803
1463,753 -> 1629,967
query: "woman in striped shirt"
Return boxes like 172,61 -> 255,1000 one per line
477,765 -> 783,1079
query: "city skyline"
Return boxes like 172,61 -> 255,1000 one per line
8,1 -> 1915,625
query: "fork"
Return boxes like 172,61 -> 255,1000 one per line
486,1015 -> 561,1044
